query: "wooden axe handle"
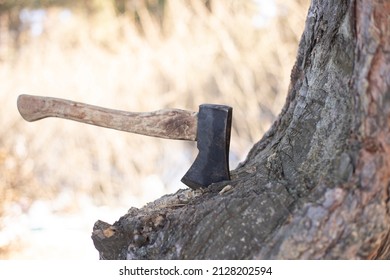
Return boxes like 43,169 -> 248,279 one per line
17,94 -> 198,141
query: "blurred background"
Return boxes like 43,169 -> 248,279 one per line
0,0 -> 308,259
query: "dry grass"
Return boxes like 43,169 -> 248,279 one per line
0,0 -> 309,258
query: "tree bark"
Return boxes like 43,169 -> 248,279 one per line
91,0 -> 390,259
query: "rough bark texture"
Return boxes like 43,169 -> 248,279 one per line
92,0 -> 390,259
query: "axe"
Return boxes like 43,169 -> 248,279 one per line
17,94 -> 232,190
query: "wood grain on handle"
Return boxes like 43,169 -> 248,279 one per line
17,94 -> 198,141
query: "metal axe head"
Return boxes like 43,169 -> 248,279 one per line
17,95 -> 232,190
181,104 -> 232,190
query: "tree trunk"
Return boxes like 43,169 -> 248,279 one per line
91,0 -> 390,259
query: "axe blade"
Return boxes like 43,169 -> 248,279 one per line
181,104 -> 232,190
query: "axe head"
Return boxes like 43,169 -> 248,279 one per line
181,104 -> 232,189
